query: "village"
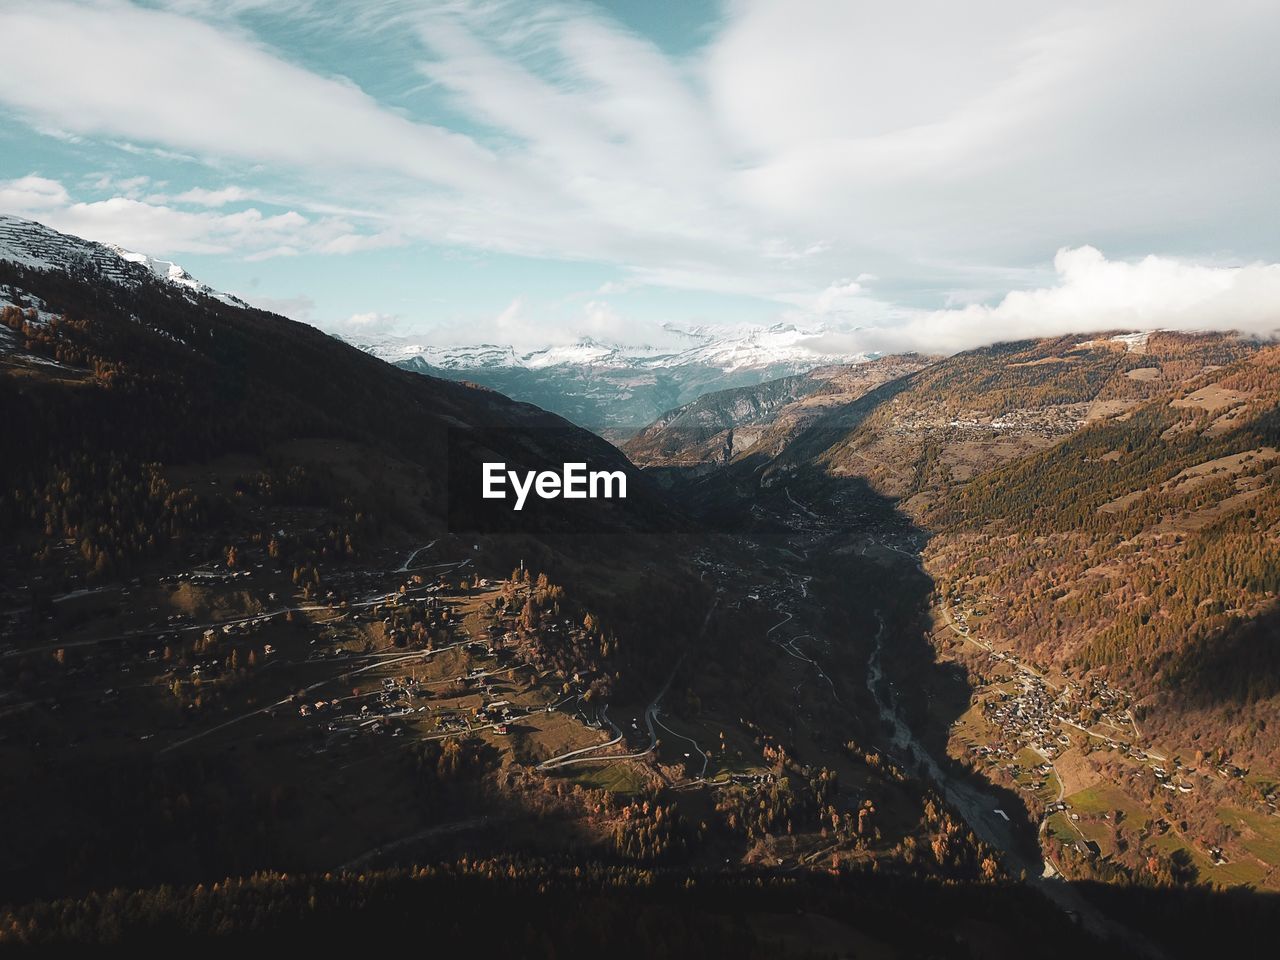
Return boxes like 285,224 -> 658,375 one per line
940,596 -> 1280,886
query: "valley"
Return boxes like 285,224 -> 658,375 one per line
4,2 -> 1279,953
1,218 -> 1277,955
625,328 -> 1280,922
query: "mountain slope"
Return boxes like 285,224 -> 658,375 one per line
0,217 -> 699,702
0,218 -> 725,901
0,218 -> 672,531
925,342 -> 1280,745
691,332 -> 1257,507
623,355 -> 933,475
0,214 -> 248,307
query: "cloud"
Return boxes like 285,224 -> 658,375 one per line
247,293 -> 316,322
340,311 -> 401,333
0,175 -> 70,210
0,0 -> 795,296
170,186 -> 249,207
578,299 -> 630,340
1,1 -> 1278,351
316,231 -> 404,255
0,1 -> 503,194
1,174 -> 402,260
808,247 -> 1280,355
812,279 -> 865,315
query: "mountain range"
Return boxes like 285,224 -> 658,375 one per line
348,323 -> 874,433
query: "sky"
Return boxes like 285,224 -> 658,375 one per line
1,0 -> 1278,354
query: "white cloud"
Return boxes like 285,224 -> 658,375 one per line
0,1 -> 510,197
0,0 -> 796,295
248,293 -> 316,322
811,247 -> 1280,355
317,231 -> 404,255
0,175 -> 70,210
170,186 -> 249,207
0,0 -> 1278,351
579,299 -> 630,340
342,311 -> 401,332
812,279 -> 865,315
1,174 -> 403,261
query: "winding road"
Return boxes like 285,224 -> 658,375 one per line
537,596 -> 720,772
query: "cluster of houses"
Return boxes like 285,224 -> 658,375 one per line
1149,759 -> 1198,794
978,672 -> 1065,761
474,697 -> 523,735
293,675 -> 431,743
372,589 -> 452,646
973,655 -> 1211,804
1059,676 -> 1133,732
158,568 -> 255,584
214,614 -> 275,639
932,404 -> 1088,439
287,645 -> 531,747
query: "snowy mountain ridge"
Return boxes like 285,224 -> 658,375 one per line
0,214 -> 247,308
346,322 -> 878,430
346,322 -> 871,375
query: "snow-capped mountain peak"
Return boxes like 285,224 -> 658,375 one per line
342,337 -> 525,369
0,214 -> 247,308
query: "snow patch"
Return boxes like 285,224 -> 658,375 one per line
1075,330 -> 1155,353
0,284 -> 58,327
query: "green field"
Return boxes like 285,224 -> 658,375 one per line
568,761 -> 651,795
1148,829 -> 1266,886
1218,806 -> 1280,866
1064,783 -> 1142,819
1038,770 -> 1061,804
1044,811 -> 1075,843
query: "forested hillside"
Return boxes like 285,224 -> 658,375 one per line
926,343 -> 1280,768
0,255 -> 694,662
